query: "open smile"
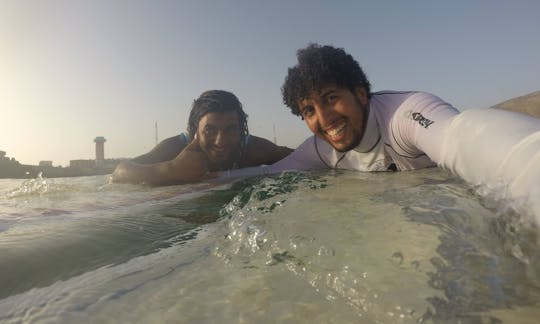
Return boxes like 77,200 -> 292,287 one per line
324,122 -> 347,142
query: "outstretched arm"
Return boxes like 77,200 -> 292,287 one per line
393,93 -> 540,223
439,108 -> 540,204
111,138 -> 209,186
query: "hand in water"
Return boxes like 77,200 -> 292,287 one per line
110,161 -> 134,183
110,136 -> 213,185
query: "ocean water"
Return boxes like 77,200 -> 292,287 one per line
0,169 -> 539,323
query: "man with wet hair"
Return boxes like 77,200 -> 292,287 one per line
112,90 -> 292,186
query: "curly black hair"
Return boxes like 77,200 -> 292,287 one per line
282,44 -> 371,116
187,90 -> 249,155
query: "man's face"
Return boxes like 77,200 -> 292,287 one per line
297,86 -> 369,152
196,111 -> 241,168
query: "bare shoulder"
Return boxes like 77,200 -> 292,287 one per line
132,135 -> 188,164
242,135 -> 293,167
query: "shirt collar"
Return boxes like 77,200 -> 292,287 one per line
353,105 -> 380,153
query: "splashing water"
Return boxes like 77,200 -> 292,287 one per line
1,169 -> 539,323
214,170 -> 540,322
6,172 -> 52,197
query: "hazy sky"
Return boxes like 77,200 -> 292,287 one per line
1,0 -> 539,166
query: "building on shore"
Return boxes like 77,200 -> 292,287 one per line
94,136 -> 106,166
1,137 -> 127,179
69,159 -> 96,169
39,161 -> 53,167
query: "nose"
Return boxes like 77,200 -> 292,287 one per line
315,103 -> 336,128
214,131 -> 226,147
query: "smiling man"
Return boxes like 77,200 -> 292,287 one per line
221,43 -> 460,176
216,44 -> 540,224
111,90 -> 292,186
211,43 -> 468,182
222,42 -> 539,179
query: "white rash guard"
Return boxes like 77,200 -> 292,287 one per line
220,90 -> 540,223
224,91 -> 459,176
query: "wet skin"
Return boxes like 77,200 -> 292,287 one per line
196,111 -> 242,170
298,86 -> 369,152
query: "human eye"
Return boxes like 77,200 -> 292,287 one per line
226,125 -> 240,135
300,105 -> 315,118
203,126 -> 216,137
326,93 -> 339,103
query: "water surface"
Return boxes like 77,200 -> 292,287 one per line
1,169 -> 539,323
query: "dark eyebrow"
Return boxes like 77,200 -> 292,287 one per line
320,89 -> 337,98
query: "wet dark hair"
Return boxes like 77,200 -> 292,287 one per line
282,44 -> 371,116
187,90 -> 249,155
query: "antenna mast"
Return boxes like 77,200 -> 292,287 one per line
155,121 -> 158,145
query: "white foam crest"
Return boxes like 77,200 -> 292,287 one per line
214,172 -> 441,322
474,180 -> 539,231
5,172 -> 53,198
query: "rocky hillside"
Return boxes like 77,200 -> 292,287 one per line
491,90 -> 540,118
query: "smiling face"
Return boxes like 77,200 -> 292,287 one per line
196,111 -> 241,169
298,86 -> 369,152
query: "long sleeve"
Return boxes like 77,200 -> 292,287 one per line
387,92 -> 460,166
439,108 -> 540,220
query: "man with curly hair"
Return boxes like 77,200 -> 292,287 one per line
220,44 -> 540,199
274,43 -> 460,172
221,44 -> 459,178
111,90 -> 292,186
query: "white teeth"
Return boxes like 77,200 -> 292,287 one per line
325,123 -> 346,137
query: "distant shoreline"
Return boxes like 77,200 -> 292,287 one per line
0,158 -> 122,179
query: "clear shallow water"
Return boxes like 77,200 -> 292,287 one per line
0,169 -> 539,323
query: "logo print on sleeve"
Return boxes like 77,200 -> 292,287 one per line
411,112 -> 434,129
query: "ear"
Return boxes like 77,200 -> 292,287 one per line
354,87 -> 369,106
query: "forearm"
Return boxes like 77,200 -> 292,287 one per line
438,108 -> 540,225
440,108 -> 540,189
111,161 -> 162,185
111,160 -> 203,186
